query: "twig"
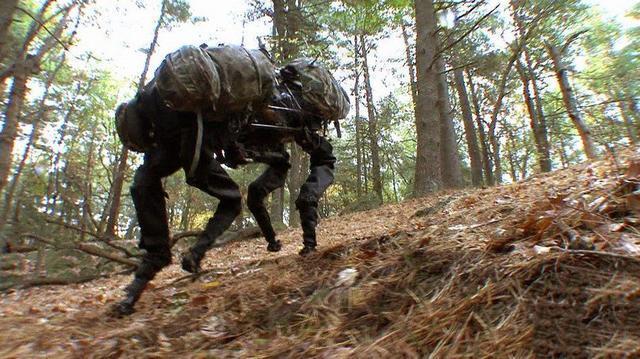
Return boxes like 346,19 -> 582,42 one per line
440,61 -> 477,75
15,6 -> 71,51
430,4 -> 500,69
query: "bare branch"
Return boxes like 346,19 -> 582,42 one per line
21,233 -> 139,268
430,4 -> 500,68
560,29 -> 589,55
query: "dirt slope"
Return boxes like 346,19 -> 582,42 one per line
2,149 -> 640,358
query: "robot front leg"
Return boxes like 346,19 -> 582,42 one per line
181,156 -> 243,273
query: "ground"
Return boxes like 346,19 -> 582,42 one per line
2,148 -> 640,357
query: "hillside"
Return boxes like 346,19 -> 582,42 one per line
2,149 -> 640,358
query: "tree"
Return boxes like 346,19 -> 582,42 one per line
102,0 -> 195,237
0,1 -> 76,195
360,34 -> 383,203
453,68 -> 483,186
412,0 -> 441,195
546,38 -> 598,159
510,0 -> 552,173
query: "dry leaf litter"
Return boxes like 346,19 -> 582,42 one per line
2,149 -> 640,357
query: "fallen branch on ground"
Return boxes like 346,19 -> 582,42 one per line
45,218 -> 137,258
0,269 -> 133,291
169,226 -> 261,248
21,233 -> 139,268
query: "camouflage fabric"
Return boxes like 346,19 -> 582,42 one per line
205,45 -> 276,113
154,45 -> 221,112
281,58 -> 350,121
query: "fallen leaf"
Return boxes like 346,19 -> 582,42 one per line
336,268 -> 358,287
191,295 -> 209,306
533,245 -> 551,254
201,315 -> 227,339
625,160 -> 640,179
201,281 -> 222,290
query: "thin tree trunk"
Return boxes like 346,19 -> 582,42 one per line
505,126 -> 519,182
1,4 -> 72,195
516,62 -> 551,172
453,69 -> 483,186
520,146 -> 531,180
488,121 -> 502,184
401,21 -> 418,114
484,8 -> 546,183
273,0 -> 304,225
270,188 -> 284,225
0,0 -> 19,63
546,43 -> 597,159
436,58 -> 462,188
618,101 -> 638,144
629,99 -> 639,123
558,135 -> 569,168
511,0 -> 551,172
353,35 -> 363,198
0,69 -> 28,195
179,187 -> 192,231
360,34 -> 383,204
104,0 -> 167,236
47,80 -> 91,214
81,128 -> 98,241
413,0 -> 441,195
0,122 -> 38,232
467,70 -> 494,185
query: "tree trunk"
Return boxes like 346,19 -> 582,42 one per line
272,0 -> 305,224
467,70 -> 494,185
0,69 -> 27,195
353,35 -> 363,197
47,80 -> 90,214
401,21 -> 418,115
0,0 -> 19,63
413,0 -> 441,196
103,0 -> 167,236
504,126 -> 519,182
618,101 -> 638,144
488,124 -> 502,184
287,145 -> 304,227
436,59 -> 462,188
80,128 -> 98,241
520,146 -> 531,180
546,43 -> 597,159
629,99 -> 639,123
270,188 -> 284,225
179,187 -> 192,231
0,122 -> 38,232
511,0 -> 551,172
529,75 -> 551,171
516,62 -> 551,172
453,69 -> 483,186
360,34 -> 383,204
3,3 -> 74,209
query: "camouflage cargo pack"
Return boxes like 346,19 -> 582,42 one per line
205,45 -> 276,113
280,58 -> 350,121
154,45 -> 221,112
153,44 -> 276,115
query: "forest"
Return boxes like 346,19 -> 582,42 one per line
1,0 -> 640,356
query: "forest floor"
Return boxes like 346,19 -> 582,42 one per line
2,148 -> 640,358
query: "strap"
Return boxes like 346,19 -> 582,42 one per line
242,47 -> 262,97
189,111 -> 204,177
